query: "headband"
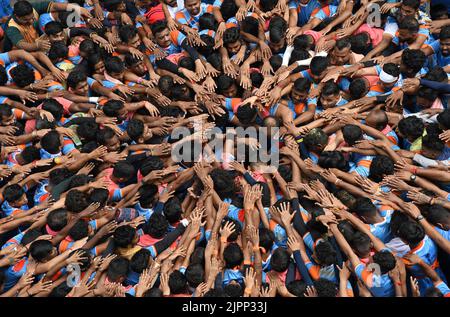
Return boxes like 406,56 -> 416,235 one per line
379,70 -> 398,84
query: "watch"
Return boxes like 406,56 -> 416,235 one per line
410,174 -> 417,182
415,215 -> 424,222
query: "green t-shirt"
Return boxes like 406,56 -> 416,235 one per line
4,0 -> 52,51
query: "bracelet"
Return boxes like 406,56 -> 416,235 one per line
335,179 -> 341,185
411,166 -> 418,175
136,77 -> 143,84
220,237 -> 228,243
29,83 -> 34,90
429,197 -> 436,205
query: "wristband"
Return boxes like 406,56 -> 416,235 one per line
89,97 -> 100,103
411,166 -> 418,175
429,197 -> 436,205
180,219 -> 189,227
136,77 -> 143,84
415,215 -> 424,222
220,237 -> 228,243
335,179 -> 341,185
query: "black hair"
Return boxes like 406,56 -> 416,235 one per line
107,257 -> 130,282
150,20 -> 168,37
318,151 -> 349,171
223,27 -> 240,46
236,103 -> 257,124
349,78 -> 369,100
401,49 -> 426,75
14,1 -> 33,17
315,241 -> 337,266
223,243 -> 243,269
437,109 -> 450,130
49,168 -> 71,187
303,128 -> 328,151
127,119 -> 145,142
310,56 -> 328,76
287,280 -> 307,297
342,124 -> 363,146
30,240 -> 53,262
221,217 -> 242,242
241,16 -> 259,37
113,225 -> 136,248
216,74 -> 236,94
197,34 -> 215,58
373,250 -> 396,274
422,134 -> 444,153
144,213 -> 168,238
65,189 -> 89,213
140,156 -> 164,176
199,13 -> 217,31
383,63 -> 401,78
44,21 -> 64,36
350,231 -> 372,256
369,155 -> 394,182
0,66 -> 7,86
42,98 -> 64,121
258,228 -> 274,253
398,16 -> 419,33
118,25 -> 138,43
210,168 -> 236,200
185,263 -> 204,288
67,70 -> 87,89
69,249 -> 91,271
169,270 -> 188,294
130,248 -> 151,273
250,72 -> 264,88
49,282 -> 72,297
293,78 -> 311,92
350,33 -> 371,55
40,130 -> 62,154
22,229 -> 43,246
270,248 -> 290,272
89,188 -> 109,207
20,145 -> 41,164
68,220 -> 89,241
163,197 -> 183,224
321,81 -> 340,96
48,41 -> 69,62
314,278 -> 337,297
402,0 -> 420,10
47,208 -> 68,231
397,221 -> 425,245
351,197 -> 377,218
440,25 -> 450,41
10,64 -> 35,87
398,116 -> 424,140
223,283 -> 243,297
77,121 -> 100,142
269,54 -> 283,72
3,184 -> 25,203
220,0 -> 238,21
97,126 -> 117,145
105,56 -> 125,74
431,4 -> 448,20
335,37 -> 351,51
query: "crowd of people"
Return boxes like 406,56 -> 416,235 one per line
0,0 -> 448,298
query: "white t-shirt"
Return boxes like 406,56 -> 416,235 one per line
168,0 -> 185,18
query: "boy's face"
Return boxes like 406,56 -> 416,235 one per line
226,41 -> 242,56
131,60 -> 147,76
311,70 -> 326,83
49,31 -> 65,44
330,46 -> 351,66
15,13 -> 34,26
185,0 -> 201,16
440,38 -> 450,56
269,39 -> 285,54
128,34 -> 142,49
291,88 -> 307,104
320,93 -> 339,109
73,80 -> 89,96
155,29 -> 172,48
94,60 -> 105,75
11,193 -> 28,207
398,4 -> 416,21
105,135 -> 121,152
222,83 -> 238,98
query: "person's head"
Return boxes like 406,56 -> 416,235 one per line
398,16 -> 419,44
42,98 -> 64,121
185,263 -> 204,288
48,41 -> 69,63
163,197 -> 183,224
330,37 -> 352,66
221,217 -> 241,242
313,279 -> 337,297
107,257 -> 130,283
397,0 -> 420,22
68,220 -> 90,241
112,161 -> 135,183
397,116 -> 424,142
97,127 -> 121,152
369,155 -> 394,182
350,231 -> 372,258
223,282 -> 243,297
342,124 -> 363,146
291,78 -> 310,104
119,25 -> 141,48
366,109 -> 389,131
87,53 -> 105,75
69,249 -> 91,271
439,26 -> 450,56
30,240 -> 57,262
47,209 -> 68,232
416,86 -> 438,110
431,4 -> 448,20
184,0 -> 201,16
41,130 -> 63,155
350,32 -> 372,55
424,205 -> 450,230
65,190 -> 90,213
144,213 -> 168,238
0,104 -> 14,126
287,280 -> 307,297
168,270 -> 188,294
312,241 -> 337,266
49,168 -> 71,188
127,119 -> 153,143
303,128 -> 328,153
217,74 -> 238,98
379,63 -> 400,90
89,188 -> 109,207
124,53 -> 147,76
67,70 -> 89,96
268,16 -> 287,54
318,151 -> 349,171
397,221 -> 425,246
236,103 -> 257,125
223,27 -> 242,56
199,13 -> 217,32
437,109 -> 450,130
44,21 -> 65,43
210,168 -> 237,200
349,78 -> 370,100
105,57 -> 125,81
3,184 -> 27,207
0,66 -> 7,86
319,81 -> 340,109
10,64 -> 35,88
421,134 -> 445,160
80,39 -> 98,59
151,21 -> 171,48
335,190 -> 356,209
241,16 -> 259,37
13,1 -> 34,26
259,228 -> 275,254
220,0 -> 238,21
130,248 -> 151,273
223,243 -> 243,269
270,248 -> 290,272
351,197 -> 378,222
372,250 -> 396,274
400,49 -> 426,78
309,56 -> 329,82
114,225 -> 138,248
19,145 -> 41,165
294,34 -> 314,51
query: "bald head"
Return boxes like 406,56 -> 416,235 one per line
366,110 -> 388,131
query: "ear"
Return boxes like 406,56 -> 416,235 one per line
138,137 -> 144,144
